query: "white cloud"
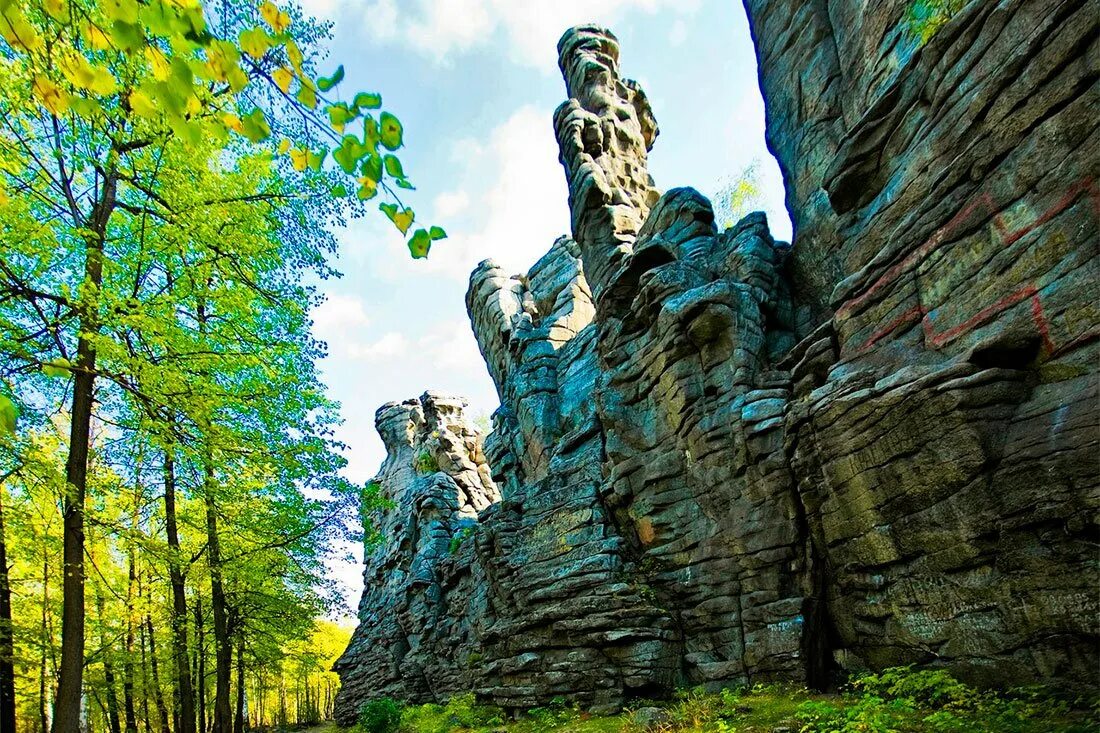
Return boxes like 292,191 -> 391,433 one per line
321,0 -> 701,70
419,319 -> 485,373
364,104 -> 569,281
433,190 -> 471,219
312,294 -> 371,345
297,0 -> 344,19
349,331 -> 411,360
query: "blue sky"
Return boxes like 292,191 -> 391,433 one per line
297,0 -> 791,612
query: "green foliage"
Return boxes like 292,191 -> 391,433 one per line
360,697 -> 404,733
399,693 -> 505,733
414,450 -> 440,474
449,526 -> 475,554
797,667 -> 1093,733
390,678 -> 1092,732
904,0 -> 967,45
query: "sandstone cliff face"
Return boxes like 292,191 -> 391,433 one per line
332,393 -> 498,719
334,4 -> 1097,722
745,0 -> 1099,686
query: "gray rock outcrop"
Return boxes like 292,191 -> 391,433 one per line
334,5 -> 1098,722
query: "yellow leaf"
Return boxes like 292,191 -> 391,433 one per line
227,66 -> 249,92
239,27 -> 271,60
356,177 -> 378,199
286,39 -> 304,75
101,0 -> 139,24
128,89 -> 157,118
260,2 -> 291,34
185,95 -> 201,115
32,76 -> 70,116
393,208 -> 414,235
273,67 -> 292,94
222,113 -> 243,133
59,52 -> 117,96
145,47 -> 170,81
83,22 -> 111,50
43,0 -> 68,21
277,138 -> 291,154
1,9 -> 44,52
290,148 -> 308,171
204,40 -> 239,82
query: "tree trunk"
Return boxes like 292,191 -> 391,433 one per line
138,620 -> 151,733
39,551 -> 49,733
145,615 -> 171,733
204,463 -> 232,733
122,551 -> 137,733
163,450 -> 197,733
233,637 -> 245,733
0,486 -> 16,733
94,588 -> 122,733
53,170 -> 115,733
195,597 -> 206,733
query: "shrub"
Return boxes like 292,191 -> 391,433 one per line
414,450 -> 439,474
905,0 -> 967,44
359,697 -> 402,733
448,526 -> 475,554
442,692 -> 505,727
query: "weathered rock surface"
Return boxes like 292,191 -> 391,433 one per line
745,0 -> 1100,687
335,5 -> 1097,721
332,393 -> 498,724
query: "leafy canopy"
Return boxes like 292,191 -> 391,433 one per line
0,0 -> 448,434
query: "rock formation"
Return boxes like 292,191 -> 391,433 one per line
335,4 -> 1098,723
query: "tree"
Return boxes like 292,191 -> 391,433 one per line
0,1 -> 441,730
712,159 -> 764,230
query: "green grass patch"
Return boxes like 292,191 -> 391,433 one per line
350,668 -> 1098,733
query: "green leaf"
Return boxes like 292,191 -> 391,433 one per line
307,147 -> 327,171
331,184 -> 348,197
360,153 -> 382,183
317,65 -> 345,92
240,109 -> 271,142
408,229 -> 431,259
429,226 -> 447,241
363,116 -> 380,150
353,92 -> 382,110
394,178 -> 415,190
356,182 -> 377,201
296,83 -> 317,110
333,135 -> 367,174
383,154 -> 404,179
167,57 -> 194,100
110,20 -> 144,51
380,202 -> 417,234
326,102 -> 355,130
0,395 -> 17,436
42,358 -> 71,378
239,26 -> 273,59
379,112 -> 403,150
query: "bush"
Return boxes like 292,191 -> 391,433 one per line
400,692 -> 505,733
414,450 -> 439,474
359,697 -> 402,733
905,0 -> 967,44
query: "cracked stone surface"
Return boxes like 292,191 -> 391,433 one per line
334,7 -> 1098,721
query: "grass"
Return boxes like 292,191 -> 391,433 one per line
351,668 -> 1099,733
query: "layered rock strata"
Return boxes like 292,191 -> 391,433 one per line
335,6 -> 1098,722
333,393 -> 499,720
